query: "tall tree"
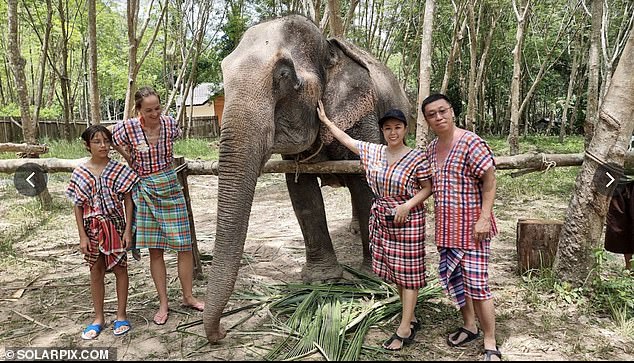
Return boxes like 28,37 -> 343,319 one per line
123,0 -> 167,120
87,0 -> 101,124
583,0 -> 602,147
556,23 -> 634,282
507,0 -> 530,155
7,0 -> 37,144
415,0 -> 435,146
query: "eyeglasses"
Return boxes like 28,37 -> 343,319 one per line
424,107 -> 452,119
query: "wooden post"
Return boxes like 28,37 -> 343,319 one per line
174,156 -> 203,280
516,218 -> 563,273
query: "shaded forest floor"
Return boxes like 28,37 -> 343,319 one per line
0,164 -> 632,361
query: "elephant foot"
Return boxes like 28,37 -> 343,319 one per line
360,258 -> 373,274
301,262 -> 343,283
348,217 -> 360,234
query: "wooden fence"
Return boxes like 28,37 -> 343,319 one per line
0,116 -> 220,142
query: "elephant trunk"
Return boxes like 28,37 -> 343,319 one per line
203,102 -> 274,343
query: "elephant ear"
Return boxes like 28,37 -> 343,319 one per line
321,38 -> 383,148
273,55 -> 302,95
327,38 -> 372,72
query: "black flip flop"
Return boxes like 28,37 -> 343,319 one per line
483,347 -> 502,361
446,326 -> 480,347
382,328 -> 416,351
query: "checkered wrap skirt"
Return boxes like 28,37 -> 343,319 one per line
369,195 -> 427,289
132,169 -> 192,251
83,215 -> 127,271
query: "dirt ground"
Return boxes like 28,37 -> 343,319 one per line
0,171 -> 632,361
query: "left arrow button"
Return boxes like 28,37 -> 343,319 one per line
14,163 -> 48,196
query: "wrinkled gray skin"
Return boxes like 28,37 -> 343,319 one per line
204,15 -> 409,343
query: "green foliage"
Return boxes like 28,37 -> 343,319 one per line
174,138 -> 218,160
485,135 -> 584,156
590,249 -> 634,324
262,265 -> 443,361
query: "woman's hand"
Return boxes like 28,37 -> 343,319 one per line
393,204 -> 411,225
317,100 -> 330,124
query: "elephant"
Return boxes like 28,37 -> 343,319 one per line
203,14 -> 410,343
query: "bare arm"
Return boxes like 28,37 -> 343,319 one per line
474,167 -> 496,242
122,192 -> 134,249
393,178 -> 433,224
73,205 -> 90,255
317,100 -> 360,155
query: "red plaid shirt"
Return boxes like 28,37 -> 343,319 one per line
357,141 -> 431,198
426,131 -> 497,249
112,115 -> 182,176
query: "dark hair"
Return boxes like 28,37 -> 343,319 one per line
81,124 -> 112,145
421,93 -> 455,115
134,86 -> 161,113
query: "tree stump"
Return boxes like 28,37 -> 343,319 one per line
516,218 -> 563,273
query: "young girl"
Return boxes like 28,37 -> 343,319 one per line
112,86 -> 204,326
67,125 -> 139,339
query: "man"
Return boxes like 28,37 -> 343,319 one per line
422,93 -> 501,361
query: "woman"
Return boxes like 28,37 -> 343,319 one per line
112,86 -> 204,326
422,93 -> 501,361
317,100 -> 432,351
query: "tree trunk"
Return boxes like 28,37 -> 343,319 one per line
556,25 -> 634,283
87,0 -> 101,124
508,0 -> 530,155
7,0 -> 37,145
327,0 -> 344,37
465,0 -> 477,132
415,0 -> 435,147
124,0 -> 167,120
583,0 -> 602,148
441,7 -> 467,94
559,41 -> 580,142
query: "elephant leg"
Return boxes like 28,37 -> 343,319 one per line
343,174 -> 373,270
285,173 -> 343,283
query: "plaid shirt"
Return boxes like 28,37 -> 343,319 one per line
66,159 -> 139,219
426,131 -> 497,249
357,141 -> 431,198
112,115 -> 182,176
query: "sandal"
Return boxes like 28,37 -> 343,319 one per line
382,328 -> 416,351
411,320 -> 421,332
447,326 -> 480,347
483,347 -> 502,361
112,319 -> 131,336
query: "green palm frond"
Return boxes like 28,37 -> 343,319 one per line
256,265 -> 443,361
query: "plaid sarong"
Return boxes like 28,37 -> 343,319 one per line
438,244 -> 492,307
83,215 -> 127,271
133,168 -> 192,251
369,195 -> 427,289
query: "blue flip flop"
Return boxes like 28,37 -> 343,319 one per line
112,320 -> 131,337
81,323 -> 104,340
